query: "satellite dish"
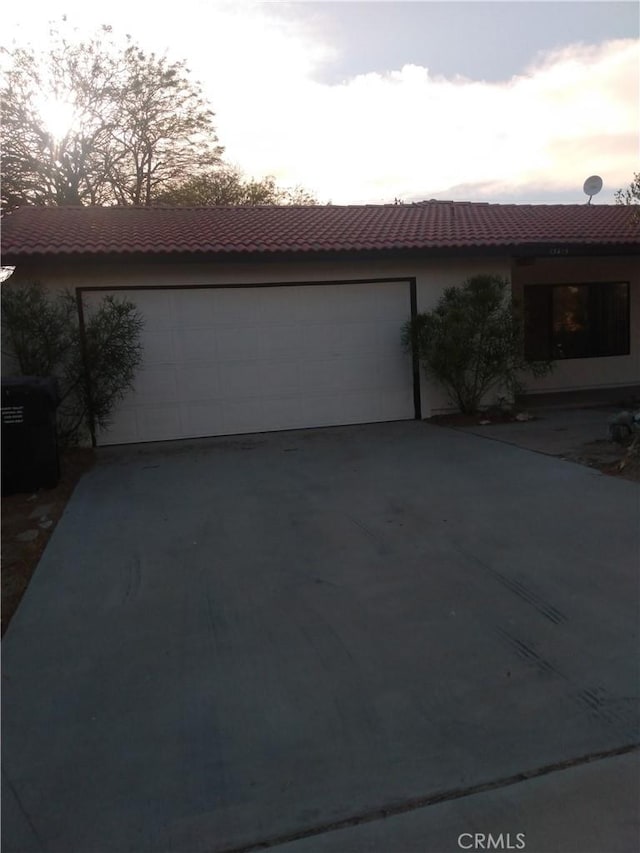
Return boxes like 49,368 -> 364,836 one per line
583,175 -> 603,204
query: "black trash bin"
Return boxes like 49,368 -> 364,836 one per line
1,377 -> 60,495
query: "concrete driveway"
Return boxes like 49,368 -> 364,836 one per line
2,421 -> 639,853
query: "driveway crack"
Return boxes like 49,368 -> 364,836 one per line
1,767 -> 45,851
216,743 -> 640,853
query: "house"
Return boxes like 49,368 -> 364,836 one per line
2,202 -> 639,446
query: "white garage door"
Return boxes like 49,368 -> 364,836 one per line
87,281 -> 416,445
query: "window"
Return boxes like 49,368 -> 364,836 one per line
524,282 -> 630,360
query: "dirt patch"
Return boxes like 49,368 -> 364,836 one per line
1,448 -> 95,635
604,457 -> 640,482
558,439 -> 639,483
600,436 -> 640,483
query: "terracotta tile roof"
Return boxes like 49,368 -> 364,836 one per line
2,202 -> 639,262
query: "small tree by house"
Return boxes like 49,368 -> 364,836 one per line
154,165 -> 318,206
403,274 -> 553,414
1,282 -> 144,445
614,173 -> 640,222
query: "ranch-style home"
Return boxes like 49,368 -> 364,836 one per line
2,202 -> 639,446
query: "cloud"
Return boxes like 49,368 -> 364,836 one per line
208,28 -> 638,203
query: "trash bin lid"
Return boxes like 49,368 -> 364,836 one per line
1,376 -> 60,408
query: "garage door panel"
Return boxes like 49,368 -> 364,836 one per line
133,366 -> 177,404
300,394 -> 346,427
257,290 -> 300,323
383,387 -> 415,416
339,357 -> 380,391
376,286 -> 411,316
299,359 -> 346,392
341,285 -> 394,320
305,324 -> 344,355
174,365 -> 220,402
340,391 -> 384,420
259,361 -> 300,394
331,293 -> 365,323
259,396 -> 306,431
377,356 -> 413,387
116,384 -> 138,408
216,326 -> 262,361
295,287 -> 344,322
175,329 -> 219,363
135,404 -> 182,442
173,290 -> 218,327
95,282 -> 415,445
218,363 -> 263,397
301,392 -> 384,427
259,325 -> 302,358
378,320 -> 410,347
140,330 -> 178,365
336,322 -> 385,355
221,398 -> 266,433
182,401 -> 224,437
214,289 -> 262,322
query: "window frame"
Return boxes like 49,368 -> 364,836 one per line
524,280 -> 631,362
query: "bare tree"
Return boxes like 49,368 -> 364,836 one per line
614,173 -> 640,208
1,23 -> 223,209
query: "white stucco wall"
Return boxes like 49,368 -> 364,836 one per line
4,251 -> 637,426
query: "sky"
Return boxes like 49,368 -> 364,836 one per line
2,0 -> 638,205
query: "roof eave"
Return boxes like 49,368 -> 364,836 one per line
3,240 -> 639,267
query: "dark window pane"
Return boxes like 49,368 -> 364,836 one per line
524,286 -> 551,360
593,282 -> 629,356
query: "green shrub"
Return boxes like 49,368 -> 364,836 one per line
403,274 -> 553,414
2,282 -> 144,445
